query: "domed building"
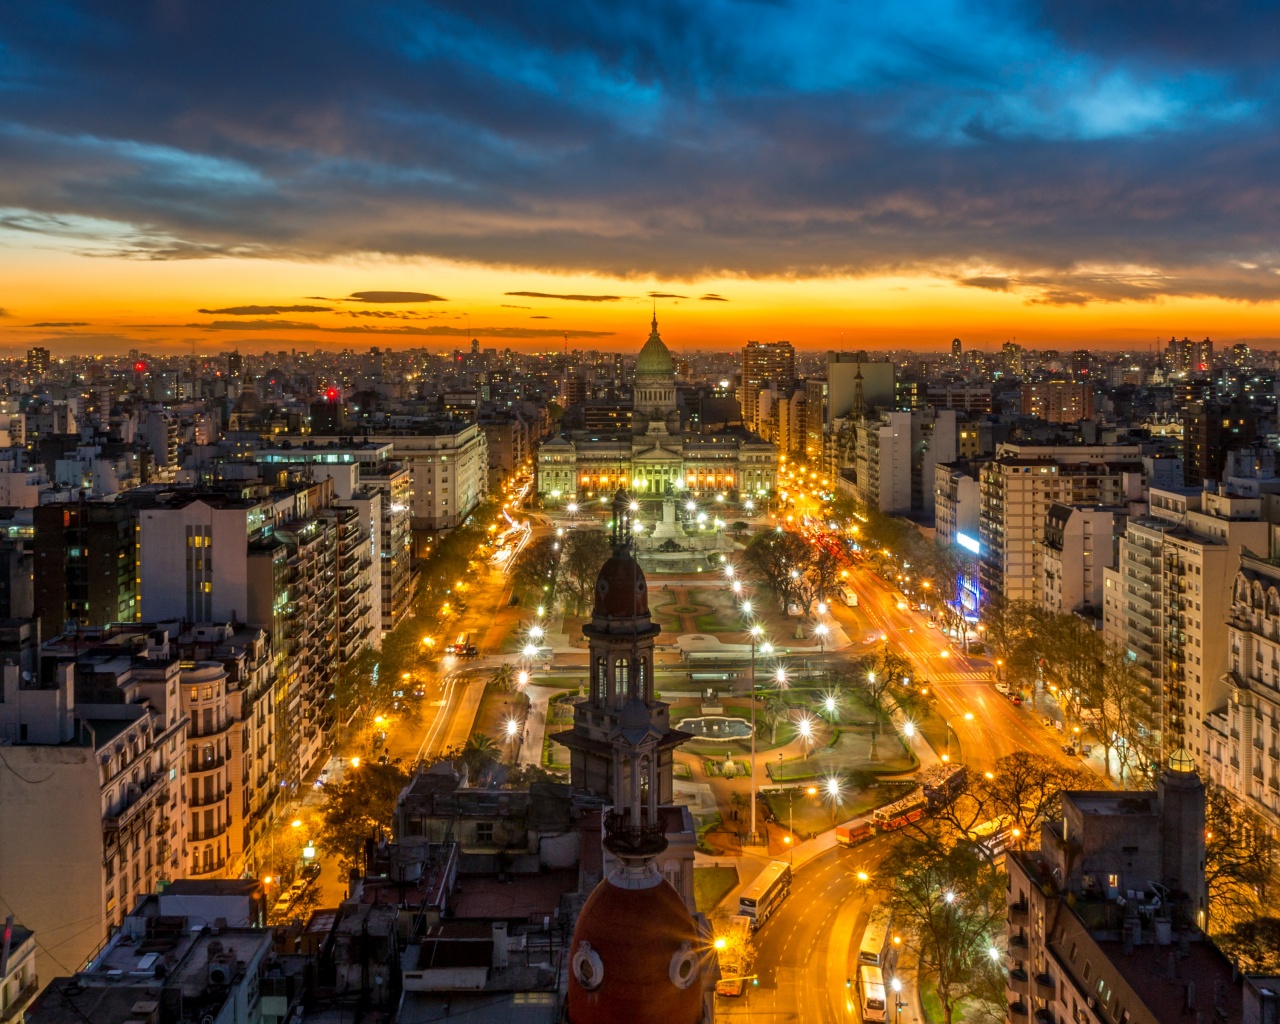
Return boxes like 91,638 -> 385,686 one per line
554,490 -> 717,1024
634,313 -> 678,423
536,316 -> 777,505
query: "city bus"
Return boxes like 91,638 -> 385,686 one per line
858,909 -> 892,967
738,860 -> 792,929
919,763 -> 967,808
858,964 -> 888,1022
835,815 -> 875,847
874,788 -> 928,833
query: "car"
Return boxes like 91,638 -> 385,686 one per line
715,978 -> 746,997
994,681 -> 1011,695
1009,695 -> 1023,706
926,620 -> 937,628
1061,744 -> 1076,756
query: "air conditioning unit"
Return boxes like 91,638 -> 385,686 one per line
208,957 -> 233,986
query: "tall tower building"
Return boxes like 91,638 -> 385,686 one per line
740,341 -> 795,433
559,489 -> 713,1024
557,489 -> 688,803
951,337 -> 962,360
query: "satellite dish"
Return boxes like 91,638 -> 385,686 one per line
21,671 -> 31,681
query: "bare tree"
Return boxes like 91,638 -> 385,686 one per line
1204,783 -> 1277,935
557,528 -> 612,614
512,535 -> 559,603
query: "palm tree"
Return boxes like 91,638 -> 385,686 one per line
462,732 -> 499,780
490,664 -> 515,693
764,697 -> 791,745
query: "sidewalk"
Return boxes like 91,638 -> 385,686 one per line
519,684 -> 555,765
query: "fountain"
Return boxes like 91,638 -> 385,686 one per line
681,715 -> 754,741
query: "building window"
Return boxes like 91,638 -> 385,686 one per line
476,822 -> 494,844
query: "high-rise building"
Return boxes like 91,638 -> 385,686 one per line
803,378 -> 828,463
979,444 -> 1145,603
1163,336 -> 1215,374
739,341 -> 795,432
1019,381 -> 1095,423
950,337 -> 962,360
26,347 -> 50,377
1182,402 -> 1256,487
33,499 -> 140,637
1102,485 -> 1268,760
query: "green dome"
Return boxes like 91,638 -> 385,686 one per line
635,316 -> 675,377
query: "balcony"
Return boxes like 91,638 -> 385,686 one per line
1008,1001 -> 1029,1019
189,820 -> 229,842
1008,902 -> 1029,927
1034,972 -> 1055,999
189,789 -> 226,808
1007,967 -> 1029,994
190,753 -> 227,774
1008,933 -> 1029,953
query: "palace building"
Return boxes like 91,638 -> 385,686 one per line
537,316 -> 777,504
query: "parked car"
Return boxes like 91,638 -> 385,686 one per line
994,681 -> 1012,696
1061,744 -> 1076,756
1009,695 -> 1023,706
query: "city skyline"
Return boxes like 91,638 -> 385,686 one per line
7,3 -> 1280,353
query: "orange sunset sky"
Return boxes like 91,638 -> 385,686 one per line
5,248 -> 1280,357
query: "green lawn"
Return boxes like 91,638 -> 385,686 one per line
693,865 -> 739,913
768,729 -> 916,782
542,732 -> 570,769
761,781 -> 916,838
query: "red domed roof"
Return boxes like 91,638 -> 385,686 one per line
567,872 -> 705,1024
593,552 -> 649,618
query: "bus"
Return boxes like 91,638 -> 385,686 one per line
858,964 -> 888,1022
874,788 -> 927,833
738,860 -> 792,929
858,909 -> 892,967
919,763 -> 967,809
835,816 -> 875,847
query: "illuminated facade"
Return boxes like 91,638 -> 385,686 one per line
537,319 -> 777,503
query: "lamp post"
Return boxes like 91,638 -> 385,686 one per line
891,977 -> 904,1023
944,711 -> 974,763
748,622 -> 764,842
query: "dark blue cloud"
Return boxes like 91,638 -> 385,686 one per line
0,2 -> 1278,301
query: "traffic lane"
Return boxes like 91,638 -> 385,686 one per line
749,841 -> 889,1023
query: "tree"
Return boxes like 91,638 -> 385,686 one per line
1098,644 -> 1160,786
876,840 -> 1006,1024
557,528 -> 613,614
1204,783 -> 1276,934
490,664 -> 516,693
461,732 -> 499,782
1216,917 -> 1280,972
923,752 -> 1095,865
849,642 -> 914,737
512,536 -> 559,603
743,529 -> 814,612
763,696 -> 791,745
314,761 -> 410,873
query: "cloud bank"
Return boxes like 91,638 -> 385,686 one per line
2,2 -> 1280,304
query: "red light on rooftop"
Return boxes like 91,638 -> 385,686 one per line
326,388 -> 339,401
133,360 -> 147,373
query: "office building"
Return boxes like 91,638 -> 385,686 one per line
1183,402 -> 1256,487
33,500 -> 140,638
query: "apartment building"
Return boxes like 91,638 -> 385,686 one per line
313,422 -> 489,544
1212,547 -> 1280,834
739,341 -> 795,433
978,444 -> 1144,603
0,622 -> 186,981
0,921 -> 37,1024
33,500 -> 140,637
803,378 -> 828,463
853,408 -> 958,515
1039,503 -> 1126,618
1019,381 -> 1095,423
255,442 -> 413,634
1103,485 -> 1269,760
934,461 -> 981,548
1000,756 -> 1271,1024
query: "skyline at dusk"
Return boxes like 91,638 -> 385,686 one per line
7,2 -> 1280,353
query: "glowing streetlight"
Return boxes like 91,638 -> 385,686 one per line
566,502 -> 578,513
291,819 -> 303,829
760,642 -> 773,656
742,600 -> 754,616
522,643 -> 539,658
536,605 -> 545,617
686,501 -> 697,512
529,625 -> 544,639
724,565 -> 735,578
943,890 -> 956,905
814,622 -> 829,657
988,946 -> 1001,963
902,721 -> 916,739
775,667 -> 788,687
350,756 -> 361,768
517,670 -> 529,686
732,580 -> 743,594
817,601 -> 827,615
714,937 -> 727,951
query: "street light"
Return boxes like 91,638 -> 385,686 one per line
747,622 -> 765,842
944,711 -> 974,762
797,715 -> 813,758
891,977 -> 904,1023
814,622 -> 829,658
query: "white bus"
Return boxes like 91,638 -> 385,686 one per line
858,909 -> 892,967
738,860 -> 792,929
858,964 -> 888,1022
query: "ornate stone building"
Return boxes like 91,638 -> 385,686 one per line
536,318 -> 777,504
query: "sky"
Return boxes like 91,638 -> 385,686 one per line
4,1 -> 1280,355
